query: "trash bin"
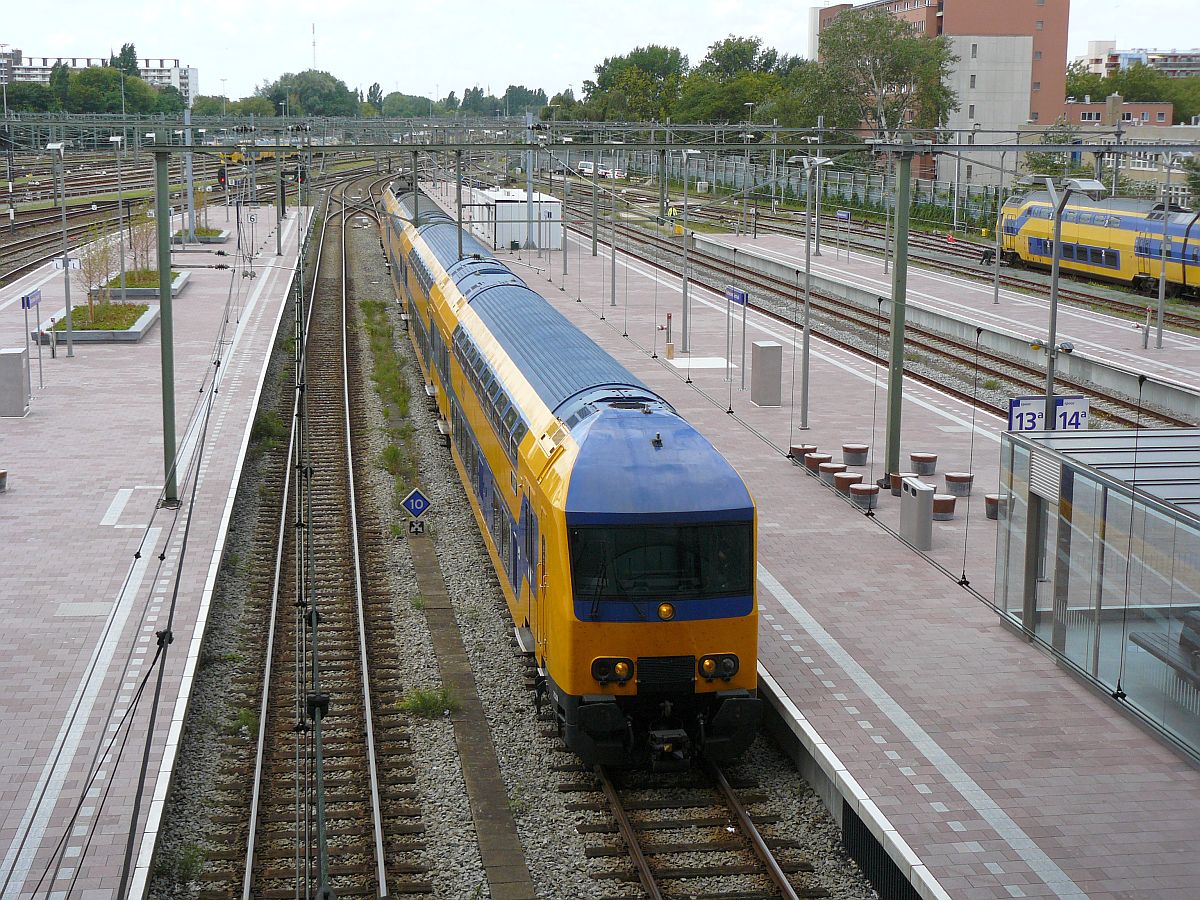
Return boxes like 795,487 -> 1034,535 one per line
509,240 -> 520,251
900,477 -> 934,550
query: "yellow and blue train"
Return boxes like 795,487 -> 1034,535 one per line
382,178 -> 761,769
1001,192 -> 1200,296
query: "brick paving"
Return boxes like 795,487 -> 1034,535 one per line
0,203 -> 304,899
428,182 -> 1200,900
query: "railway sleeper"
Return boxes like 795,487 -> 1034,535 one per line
592,861 -> 813,880
578,813 -> 780,833
569,792 -> 768,811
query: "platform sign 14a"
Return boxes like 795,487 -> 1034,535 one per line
1008,395 -> 1090,432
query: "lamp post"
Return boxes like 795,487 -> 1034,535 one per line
789,154 -> 832,429
679,148 -> 700,353
220,78 -> 227,115
742,102 -> 755,235
1019,174 -> 1107,429
1156,151 -> 1193,349
47,142 -> 74,357
991,150 -> 1008,306
109,136 -> 128,303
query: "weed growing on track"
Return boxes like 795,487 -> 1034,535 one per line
250,409 -> 288,455
396,686 -> 460,718
360,299 -> 419,505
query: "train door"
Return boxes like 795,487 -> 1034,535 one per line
538,534 -> 548,659
1134,227 -> 1158,279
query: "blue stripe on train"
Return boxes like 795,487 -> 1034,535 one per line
573,594 -> 754,623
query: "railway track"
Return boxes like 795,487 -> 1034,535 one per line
545,175 -> 1200,331
197,174 -> 430,899
0,164 -> 377,288
566,760 -> 821,900
563,206 -> 1190,428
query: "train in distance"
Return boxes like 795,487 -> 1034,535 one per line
383,172 -> 761,770
1000,189 -> 1199,297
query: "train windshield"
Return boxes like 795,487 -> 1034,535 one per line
568,522 -> 753,602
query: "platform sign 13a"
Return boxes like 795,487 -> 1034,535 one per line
1008,395 -> 1090,432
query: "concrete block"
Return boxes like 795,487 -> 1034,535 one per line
750,340 -> 782,407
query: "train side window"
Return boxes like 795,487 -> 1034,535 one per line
1078,213 -> 1093,226
1062,245 -> 1075,261
1109,217 -> 1121,228
503,408 -> 518,432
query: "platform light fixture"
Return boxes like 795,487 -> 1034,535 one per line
1017,174 -> 1107,429
46,141 -> 75,357
109,136 -> 128,302
788,154 -> 832,430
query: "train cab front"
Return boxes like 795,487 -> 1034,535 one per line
553,397 -> 762,769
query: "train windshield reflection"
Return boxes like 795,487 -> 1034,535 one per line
569,522 -> 752,602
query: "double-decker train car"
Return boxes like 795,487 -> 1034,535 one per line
382,177 -> 761,769
1000,191 -> 1200,296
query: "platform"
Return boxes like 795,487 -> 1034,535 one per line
708,232 -> 1200,391
419,179 -> 1200,900
0,202 -> 306,899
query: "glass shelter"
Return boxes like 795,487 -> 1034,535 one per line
996,429 -> 1200,758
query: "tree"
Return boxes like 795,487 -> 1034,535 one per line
49,62 -> 71,107
460,86 -> 487,113
4,82 -> 56,112
231,96 -> 275,117
128,203 -> 156,272
156,85 -> 186,114
75,222 -> 114,321
696,35 -> 770,81
817,8 -> 958,139
382,92 -> 432,117
110,43 -> 139,78
673,70 -> 779,123
443,90 -> 459,111
1065,60 -> 1105,101
1021,121 -> 1093,179
360,101 -> 380,118
191,95 -> 226,116
584,45 -> 686,120
367,82 -> 383,112
256,70 -> 358,116
1181,155 -> 1200,203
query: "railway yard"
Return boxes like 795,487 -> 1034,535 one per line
1,107 -> 1199,900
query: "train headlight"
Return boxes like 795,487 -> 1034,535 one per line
699,654 -> 739,682
592,657 -> 634,685
657,602 -> 675,621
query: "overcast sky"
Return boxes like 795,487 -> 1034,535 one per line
10,0 -> 1200,101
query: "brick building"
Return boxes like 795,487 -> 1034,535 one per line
810,0 -> 1072,185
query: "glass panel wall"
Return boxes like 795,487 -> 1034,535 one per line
997,432 -> 1200,759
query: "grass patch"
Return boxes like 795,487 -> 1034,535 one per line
232,707 -> 257,734
54,303 -> 148,330
982,377 -> 1002,391
174,226 -> 224,238
153,842 -> 205,886
103,268 -> 179,289
251,409 -> 288,454
903,350 -> 923,363
396,686 -> 460,718
359,299 -> 420,507
410,596 -> 426,610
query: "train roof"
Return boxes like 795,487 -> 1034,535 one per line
1016,191 -> 1195,216
468,281 -> 652,416
564,404 -> 753,525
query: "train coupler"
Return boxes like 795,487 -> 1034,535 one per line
648,728 -> 691,773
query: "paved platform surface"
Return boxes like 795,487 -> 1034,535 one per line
417,179 -> 1200,900
0,202 -> 305,899
708,232 -> 1200,390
